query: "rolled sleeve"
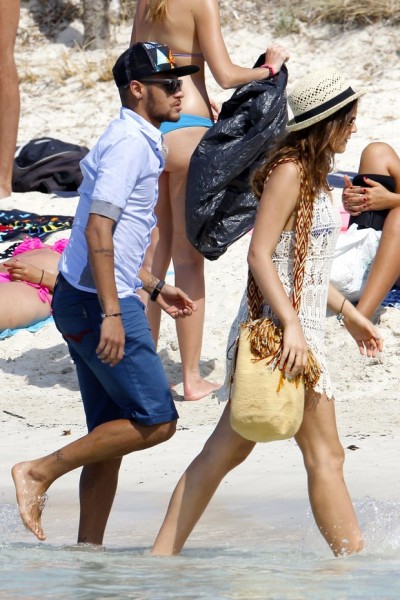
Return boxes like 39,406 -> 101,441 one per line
90,199 -> 123,221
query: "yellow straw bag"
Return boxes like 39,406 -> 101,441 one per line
230,162 -> 321,443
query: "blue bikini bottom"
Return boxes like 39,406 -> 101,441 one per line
160,114 -> 213,135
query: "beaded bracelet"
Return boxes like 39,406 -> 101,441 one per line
101,312 -> 122,319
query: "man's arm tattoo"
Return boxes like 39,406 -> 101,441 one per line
93,247 -> 114,258
141,273 -> 159,294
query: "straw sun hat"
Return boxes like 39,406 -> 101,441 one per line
286,68 -> 365,132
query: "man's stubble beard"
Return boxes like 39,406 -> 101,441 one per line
146,87 -> 180,124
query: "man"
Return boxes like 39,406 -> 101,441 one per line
11,42 -> 199,543
0,0 -> 20,198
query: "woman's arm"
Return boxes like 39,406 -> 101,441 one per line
2,258 -> 57,291
193,0 -> 289,89
248,162 -> 307,376
327,284 -> 383,357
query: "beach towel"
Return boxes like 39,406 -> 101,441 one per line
0,209 -> 73,242
381,287 -> 400,309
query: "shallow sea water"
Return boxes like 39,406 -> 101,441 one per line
1,497 -> 400,600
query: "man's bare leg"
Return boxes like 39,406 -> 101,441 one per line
0,0 -> 20,198
77,457 -> 122,545
12,418 -> 176,541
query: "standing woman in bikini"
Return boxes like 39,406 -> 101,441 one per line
131,0 -> 289,401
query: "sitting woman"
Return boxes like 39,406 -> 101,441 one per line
342,141 -> 400,319
0,237 -> 68,332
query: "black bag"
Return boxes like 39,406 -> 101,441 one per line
12,137 -> 89,194
185,59 -> 288,261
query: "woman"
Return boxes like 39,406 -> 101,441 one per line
131,0 -> 289,401
150,69 -> 383,556
342,142 -> 400,318
0,237 -> 67,332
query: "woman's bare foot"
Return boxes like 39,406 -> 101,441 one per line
11,462 -> 48,541
184,378 -> 221,402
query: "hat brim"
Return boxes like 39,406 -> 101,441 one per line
286,89 -> 366,132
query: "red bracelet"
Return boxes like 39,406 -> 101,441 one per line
260,63 -> 275,77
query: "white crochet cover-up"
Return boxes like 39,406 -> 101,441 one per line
220,192 -> 341,401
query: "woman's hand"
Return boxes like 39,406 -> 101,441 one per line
264,43 -> 290,75
279,320 -> 308,378
3,258 -> 43,285
209,97 -> 220,122
342,174 -> 397,215
343,310 -> 383,357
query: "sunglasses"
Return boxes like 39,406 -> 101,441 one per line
139,79 -> 183,95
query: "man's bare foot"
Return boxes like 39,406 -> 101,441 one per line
11,462 -> 48,541
184,379 -> 221,402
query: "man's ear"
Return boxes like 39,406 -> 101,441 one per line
129,80 -> 143,99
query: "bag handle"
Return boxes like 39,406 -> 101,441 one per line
247,159 -> 313,320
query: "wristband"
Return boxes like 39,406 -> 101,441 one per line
150,279 -> 165,302
38,269 -> 44,286
260,63 -> 275,77
101,312 -> 122,319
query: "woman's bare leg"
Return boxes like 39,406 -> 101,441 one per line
356,206 -> 400,318
151,403 -> 255,555
166,126 -> 221,400
0,282 -> 51,330
355,142 -> 400,318
0,0 -> 20,198
139,171 -> 173,343
295,391 -> 363,556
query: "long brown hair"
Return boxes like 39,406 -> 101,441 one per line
251,100 -> 358,201
146,0 -> 168,21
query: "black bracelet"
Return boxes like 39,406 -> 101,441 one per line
101,312 -> 122,319
38,269 -> 44,286
337,297 -> 347,323
150,279 -> 165,302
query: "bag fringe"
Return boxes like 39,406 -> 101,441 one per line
241,318 -> 321,390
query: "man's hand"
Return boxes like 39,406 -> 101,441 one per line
156,283 -> 197,319
96,317 -> 125,367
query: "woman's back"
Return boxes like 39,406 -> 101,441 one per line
131,0 -> 287,117
132,0 -> 211,117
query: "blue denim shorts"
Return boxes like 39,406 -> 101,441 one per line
52,274 -> 178,431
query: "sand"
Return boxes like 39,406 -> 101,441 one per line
0,9 -> 399,549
